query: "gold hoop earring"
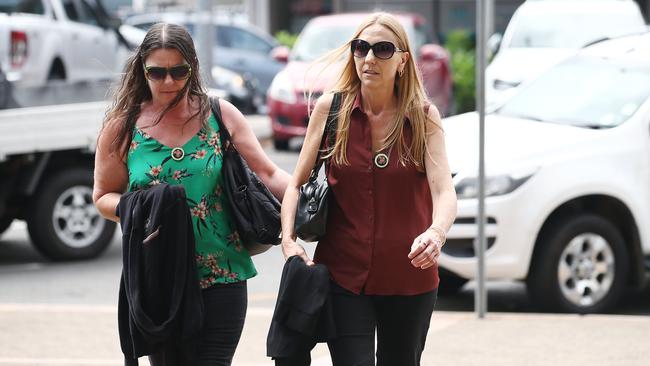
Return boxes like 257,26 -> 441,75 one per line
398,69 -> 404,77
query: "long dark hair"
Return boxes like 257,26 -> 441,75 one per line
103,23 -> 210,157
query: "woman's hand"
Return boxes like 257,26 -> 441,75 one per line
408,228 -> 444,269
281,238 -> 314,266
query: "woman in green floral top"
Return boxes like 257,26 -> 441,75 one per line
93,23 -> 290,365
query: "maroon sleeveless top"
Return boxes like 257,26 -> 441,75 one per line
314,94 -> 438,295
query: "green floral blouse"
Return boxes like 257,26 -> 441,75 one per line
127,113 -> 257,289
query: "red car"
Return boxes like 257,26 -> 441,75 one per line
267,13 -> 453,150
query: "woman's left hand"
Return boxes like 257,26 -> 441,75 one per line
408,229 -> 444,269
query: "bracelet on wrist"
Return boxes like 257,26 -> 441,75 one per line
427,225 -> 447,246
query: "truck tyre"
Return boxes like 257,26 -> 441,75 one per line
27,168 -> 115,260
527,215 -> 628,314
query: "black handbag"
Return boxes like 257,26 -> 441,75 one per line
210,98 -> 281,250
294,92 -> 341,242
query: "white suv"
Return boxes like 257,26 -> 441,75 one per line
486,0 -> 646,108
441,32 -> 650,313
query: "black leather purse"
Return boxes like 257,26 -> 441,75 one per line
210,98 -> 281,250
294,92 -> 341,242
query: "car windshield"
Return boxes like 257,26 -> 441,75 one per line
291,23 -> 357,62
291,21 -> 418,62
495,56 -> 650,128
0,0 -> 44,14
507,13 -> 642,48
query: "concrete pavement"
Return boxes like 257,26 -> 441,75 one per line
0,302 -> 649,366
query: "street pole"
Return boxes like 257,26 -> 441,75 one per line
475,0 -> 488,319
195,0 -> 214,86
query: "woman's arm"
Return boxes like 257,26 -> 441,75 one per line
92,120 -> 129,223
219,99 -> 291,200
409,105 -> 458,269
279,93 -> 334,264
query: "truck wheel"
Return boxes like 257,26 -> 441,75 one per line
527,215 -> 628,313
27,168 -> 115,260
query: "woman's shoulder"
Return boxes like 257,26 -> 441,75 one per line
312,92 -> 338,116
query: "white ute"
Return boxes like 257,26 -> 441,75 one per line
441,32 -> 650,313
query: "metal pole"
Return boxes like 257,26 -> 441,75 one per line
195,0 -> 214,86
475,0 -> 488,319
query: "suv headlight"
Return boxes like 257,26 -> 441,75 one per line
268,70 -> 296,104
455,169 -> 536,199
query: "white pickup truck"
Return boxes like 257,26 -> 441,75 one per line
0,0 -> 130,87
441,32 -> 650,314
0,99 -> 114,260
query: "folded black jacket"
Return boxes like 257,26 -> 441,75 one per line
116,183 -> 203,365
267,255 -> 336,359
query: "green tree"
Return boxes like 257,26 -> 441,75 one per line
275,30 -> 298,49
444,30 -> 476,113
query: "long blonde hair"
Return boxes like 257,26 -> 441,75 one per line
309,12 -> 439,171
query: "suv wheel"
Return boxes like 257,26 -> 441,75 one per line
27,168 -> 115,260
528,215 -> 628,313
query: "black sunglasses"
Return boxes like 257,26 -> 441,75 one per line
143,64 -> 192,81
350,39 -> 405,60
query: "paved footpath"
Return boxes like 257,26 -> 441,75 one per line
0,302 -> 649,366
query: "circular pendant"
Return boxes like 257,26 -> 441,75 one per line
374,153 -> 389,169
171,147 -> 185,161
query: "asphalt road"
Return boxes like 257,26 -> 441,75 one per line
1,145 -> 649,315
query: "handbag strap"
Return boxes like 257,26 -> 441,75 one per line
309,92 -> 341,182
209,97 -> 232,149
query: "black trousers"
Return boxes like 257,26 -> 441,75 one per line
276,282 -> 437,366
149,280 -> 248,366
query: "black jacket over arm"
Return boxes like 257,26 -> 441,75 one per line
117,183 -> 203,365
267,256 -> 336,359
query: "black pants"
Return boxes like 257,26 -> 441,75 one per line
149,281 -> 248,366
276,283 -> 437,366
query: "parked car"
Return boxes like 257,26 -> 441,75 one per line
267,12 -> 453,150
486,0 -> 646,108
441,31 -> 650,313
0,66 -> 11,109
0,0 -> 133,88
125,12 -> 284,111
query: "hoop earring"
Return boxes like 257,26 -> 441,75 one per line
398,68 -> 404,78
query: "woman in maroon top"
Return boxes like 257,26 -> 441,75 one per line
279,12 -> 457,366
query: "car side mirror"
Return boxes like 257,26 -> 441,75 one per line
419,44 -> 448,62
271,46 -> 290,63
487,33 -> 503,58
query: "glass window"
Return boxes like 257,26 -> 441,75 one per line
0,0 -> 44,14
291,23 -> 356,62
507,13 -> 644,49
61,0 -> 79,21
218,25 -> 272,53
496,56 -> 650,128
78,0 -> 100,26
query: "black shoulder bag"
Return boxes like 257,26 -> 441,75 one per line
294,92 -> 341,242
210,97 -> 281,251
